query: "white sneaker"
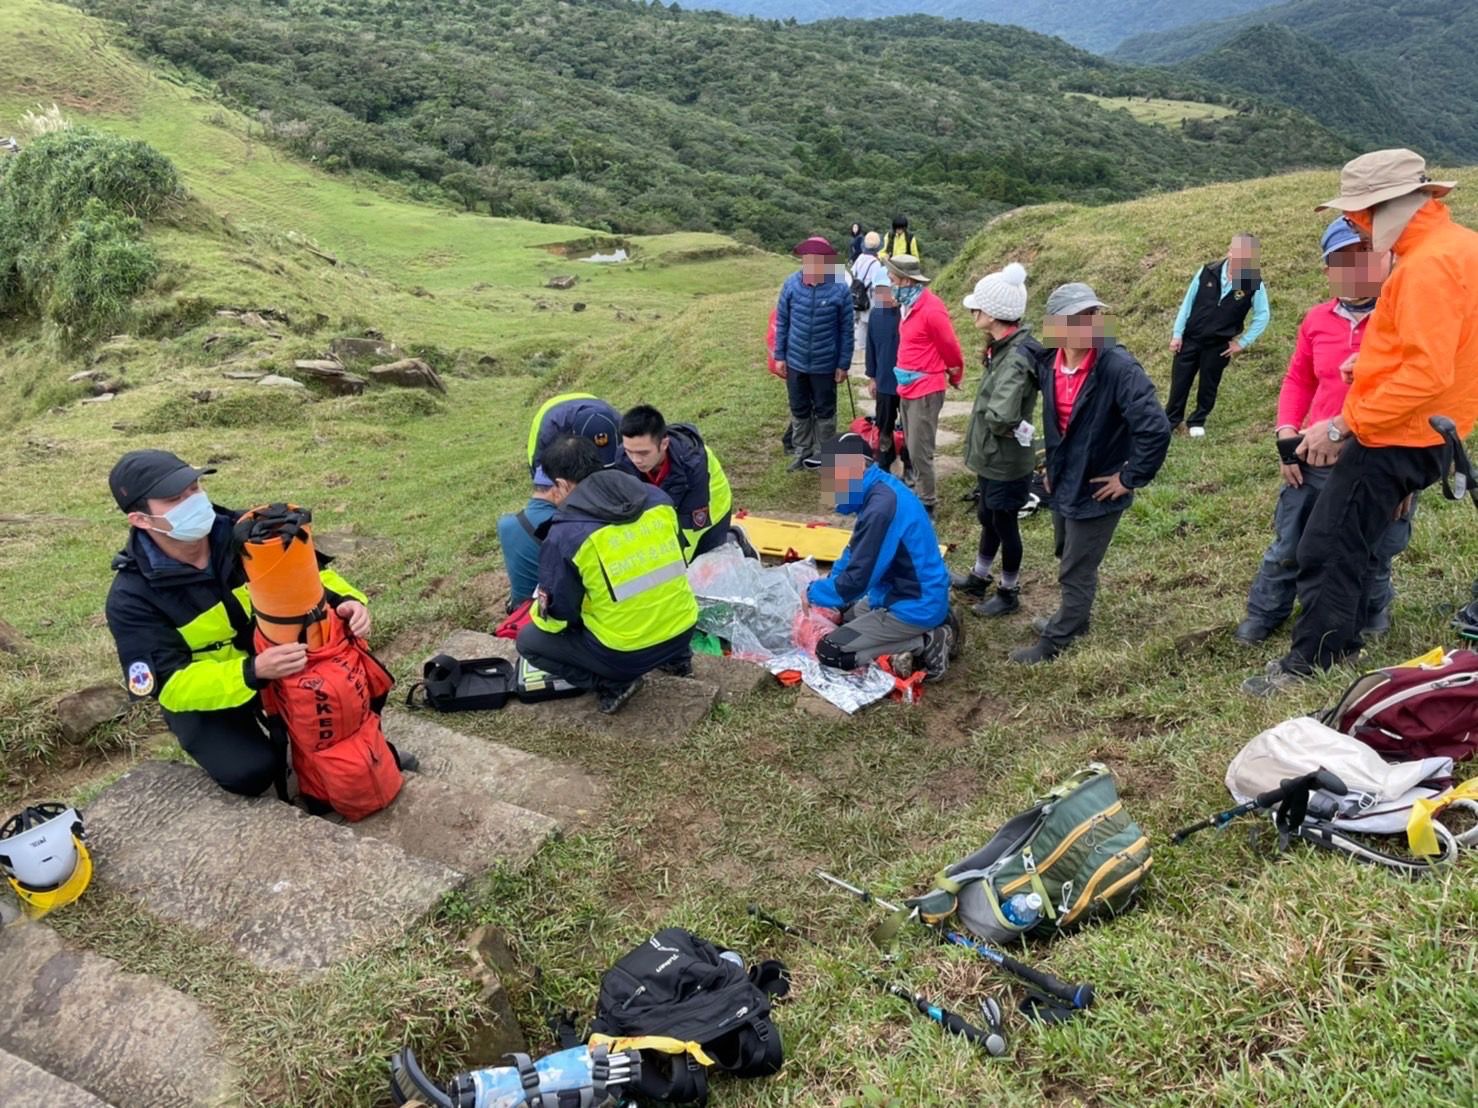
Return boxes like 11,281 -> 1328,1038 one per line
1188,426 -> 1206,439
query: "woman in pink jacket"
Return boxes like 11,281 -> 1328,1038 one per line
885,254 -> 964,514
1236,217 -> 1408,643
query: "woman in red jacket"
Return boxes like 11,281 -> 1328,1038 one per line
885,254 -> 964,514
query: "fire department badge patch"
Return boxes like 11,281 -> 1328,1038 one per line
127,661 -> 155,697
692,506 -> 711,529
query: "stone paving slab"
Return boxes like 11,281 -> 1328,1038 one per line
0,1046 -> 117,1107
383,710 -> 605,828
0,922 -> 238,1107
86,761 -> 462,975
353,773 -> 558,874
425,632 -> 719,742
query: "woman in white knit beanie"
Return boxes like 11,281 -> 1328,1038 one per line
954,262 -> 1044,617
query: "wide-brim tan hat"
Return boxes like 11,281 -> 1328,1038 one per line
1316,148 -> 1456,212
883,253 -> 931,284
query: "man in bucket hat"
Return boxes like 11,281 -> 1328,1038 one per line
773,235 -> 854,471
1245,149 -> 1478,696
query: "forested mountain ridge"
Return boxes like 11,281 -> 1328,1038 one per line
1115,0 -> 1478,160
681,0 -> 1286,53
70,0 -> 1353,260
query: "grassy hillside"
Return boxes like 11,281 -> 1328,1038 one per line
686,0 -> 1287,53
3,3 -> 1478,1106
69,0 -> 1355,260
1115,0 -> 1478,161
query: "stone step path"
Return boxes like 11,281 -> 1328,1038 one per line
87,760 -> 465,975
0,921 -> 238,1107
0,1046 -> 116,1107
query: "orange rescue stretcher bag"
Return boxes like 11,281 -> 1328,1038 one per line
236,504 -> 403,821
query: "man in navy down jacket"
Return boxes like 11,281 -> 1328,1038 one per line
773,236 -> 854,471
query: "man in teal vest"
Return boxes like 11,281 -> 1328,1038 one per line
517,436 -> 699,714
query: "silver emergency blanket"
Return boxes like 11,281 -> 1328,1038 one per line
764,649 -> 897,715
688,545 -> 896,714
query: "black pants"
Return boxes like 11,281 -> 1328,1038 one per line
1165,343 -> 1230,428
163,701 -> 279,797
1284,441 -> 1444,673
874,392 -> 910,470
976,476 -> 1028,575
516,623 -> 693,692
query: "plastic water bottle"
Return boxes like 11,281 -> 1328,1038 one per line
718,950 -> 744,968
1001,892 -> 1043,929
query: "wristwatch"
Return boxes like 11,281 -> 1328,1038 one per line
1327,423 -> 1345,443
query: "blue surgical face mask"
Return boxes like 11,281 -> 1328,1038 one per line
148,491 -> 215,542
894,284 -> 924,308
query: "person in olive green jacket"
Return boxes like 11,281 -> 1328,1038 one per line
954,263 -> 1042,617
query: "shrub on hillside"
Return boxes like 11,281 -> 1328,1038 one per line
0,128 -> 179,344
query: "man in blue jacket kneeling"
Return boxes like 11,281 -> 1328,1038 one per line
807,434 -> 960,680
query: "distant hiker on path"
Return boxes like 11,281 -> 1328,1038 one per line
865,265 -> 911,479
879,215 -> 919,263
773,235 -> 854,471
1167,232 -> 1271,437
104,450 -> 376,796
850,231 -> 884,357
1013,283 -> 1171,665
518,436 -> 699,715
807,434 -> 959,681
1245,149 -> 1478,696
1236,217 -> 1411,646
956,262 -> 1041,618
618,404 -> 734,562
848,221 -> 866,264
887,253 -> 964,515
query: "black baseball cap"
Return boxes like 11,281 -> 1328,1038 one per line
109,450 -> 216,513
819,433 -> 875,463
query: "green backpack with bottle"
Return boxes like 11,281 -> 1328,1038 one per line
909,765 -> 1151,943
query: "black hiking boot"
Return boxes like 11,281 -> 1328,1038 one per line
597,676 -> 644,715
787,455 -> 809,473
946,605 -> 965,660
660,657 -> 695,678
802,455 -> 822,470
1010,638 -> 1060,666
921,625 -> 952,682
950,569 -> 991,599
974,586 -> 1020,618
1234,618 -> 1273,645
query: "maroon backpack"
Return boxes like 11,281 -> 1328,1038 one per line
1323,649 -> 1478,762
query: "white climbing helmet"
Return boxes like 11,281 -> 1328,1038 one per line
0,804 -> 92,916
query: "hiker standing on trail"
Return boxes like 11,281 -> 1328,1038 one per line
773,236 -> 854,471
850,231 -> 884,357
807,435 -> 960,681
519,436 -> 699,715
879,215 -> 919,263
104,450 -> 377,795
887,253 -> 964,516
848,222 -> 866,264
1245,149 -> 1478,696
618,404 -> 734,562
865,265 -> 911,479
1166,233 -> 1271,438
1013,283 -> 1171,665
1236,217 -> 1411,646
955,263 -> 1042,618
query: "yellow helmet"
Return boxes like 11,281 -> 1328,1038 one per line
0,804 -> 92,917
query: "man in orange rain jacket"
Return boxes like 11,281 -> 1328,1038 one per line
1245,150 -> 1478,695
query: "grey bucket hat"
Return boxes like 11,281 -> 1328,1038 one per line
1045,282 -> 1107,316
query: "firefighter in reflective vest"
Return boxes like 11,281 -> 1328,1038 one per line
516,435 -> 699,715
104,450 -> 372,796
527,392 -> 622,484
617,404 -> 734,562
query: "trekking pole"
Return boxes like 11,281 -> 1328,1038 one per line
813,871 -> 1094,1012
747,905 -> 1007,1056
845,375 -> 857,421
1429,415 -> 1478,508
1171,770 -> 1348,843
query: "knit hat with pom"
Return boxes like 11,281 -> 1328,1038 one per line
963,262 -> 1028,322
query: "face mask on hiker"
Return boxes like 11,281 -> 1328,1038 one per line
130,485 -> 215,542
892,282 -> 924,309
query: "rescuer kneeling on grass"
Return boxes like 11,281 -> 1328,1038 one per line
618,404 -> 734,563
517,435 -> 700,715
104,450 -> 372,796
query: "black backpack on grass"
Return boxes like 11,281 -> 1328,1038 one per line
588,928 -> 788,1105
